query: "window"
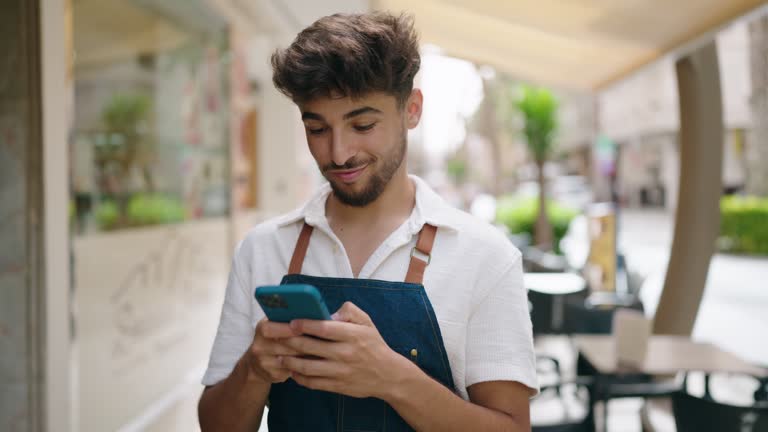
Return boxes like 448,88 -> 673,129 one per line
71,0 -> 230,233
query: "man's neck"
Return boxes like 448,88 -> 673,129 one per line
325,169 -> 416,229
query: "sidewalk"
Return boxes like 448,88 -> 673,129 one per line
619,208 -> 768,367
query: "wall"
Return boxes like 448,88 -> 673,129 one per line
68,1 -> 233,430
595,21 -> 754,209
73,220 -> 228,431
247,34 -> 307,214
243,0 -> 374,214
556,90 -> 595,151
0,1 -> 42,430
599,23 -> 753,139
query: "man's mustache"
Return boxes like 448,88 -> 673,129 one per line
322,158 -> 373,172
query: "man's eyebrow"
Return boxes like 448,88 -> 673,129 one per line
343,106 -> 382,120
301,106 -> 383,122
301,112 -> 324,121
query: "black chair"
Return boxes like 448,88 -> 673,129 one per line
530,289 -> 587,335
755,375 -> 768,402
529,289 -> 556,335
575,352 -> 681,432
561,294 -> 644,335
528,273 -> 588,336
533,356 -> 593,432
559,253 -> 644,335
532,385 -> 592,432
672,373 -> 768,432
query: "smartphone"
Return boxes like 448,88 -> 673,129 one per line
255,284 -> 332,323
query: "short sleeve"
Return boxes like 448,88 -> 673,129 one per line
201,244 -> 257,386
465,253 -> 539,395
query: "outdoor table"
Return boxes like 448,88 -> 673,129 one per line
573,335 -> 767,377
524,272 -> 587,295
572,334 -> 768,431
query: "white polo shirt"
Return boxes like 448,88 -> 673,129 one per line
202,175 -> 538,399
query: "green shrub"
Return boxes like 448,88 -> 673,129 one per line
446,157 -> 467,184
93,195 -> 185,231
127,194 -> 186,226
495,196 -> 578,253
94,200 -> 120,230
719,196 -> 768,255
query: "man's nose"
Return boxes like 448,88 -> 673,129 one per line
330,131 -> 356,167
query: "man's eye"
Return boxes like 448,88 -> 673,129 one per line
354,123 -> 376,132
307,127 -> 327,135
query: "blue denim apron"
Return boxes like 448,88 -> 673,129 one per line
266,223 -> 456,431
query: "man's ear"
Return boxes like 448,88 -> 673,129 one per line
404,89 -> 423,129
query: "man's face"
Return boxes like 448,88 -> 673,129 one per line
299,91 -> 422,207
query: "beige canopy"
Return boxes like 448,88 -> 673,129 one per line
376,0 -> 767,90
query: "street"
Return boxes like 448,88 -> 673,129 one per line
619,209 -> 768,367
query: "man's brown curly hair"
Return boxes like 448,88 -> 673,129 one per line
271,12 -> 420,107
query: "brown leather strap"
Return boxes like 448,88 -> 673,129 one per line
288,223 -> 314,275
405,224 -> 438,284
289,222 -> 436,282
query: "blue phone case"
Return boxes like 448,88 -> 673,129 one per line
255,284 -> 332,323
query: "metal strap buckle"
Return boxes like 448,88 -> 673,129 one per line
410,247 -> 431,265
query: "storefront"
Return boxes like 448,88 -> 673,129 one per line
69,1 -> 240,430
1,0 -> 347,428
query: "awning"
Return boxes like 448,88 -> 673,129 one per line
376,0 -> 768,90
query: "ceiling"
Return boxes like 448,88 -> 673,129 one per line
375,0 -> 768,91
74,0 -> 767,90
73,0 -> 226,69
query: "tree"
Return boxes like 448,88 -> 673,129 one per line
96,93 -> 154,226
514,86 -> 559,250
747,15 -> 768,196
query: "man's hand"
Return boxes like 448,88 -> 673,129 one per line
280,302 -> 415,399
244,318 -> 302,384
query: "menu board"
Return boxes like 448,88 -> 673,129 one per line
586,204 -> 617,293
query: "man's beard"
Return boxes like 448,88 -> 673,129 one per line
323,131 -> 407,207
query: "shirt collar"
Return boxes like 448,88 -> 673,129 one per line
275,175 -> 460,233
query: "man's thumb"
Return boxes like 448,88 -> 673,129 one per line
332,301 -> 372,326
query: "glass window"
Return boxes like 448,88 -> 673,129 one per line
71,0 -> 230,234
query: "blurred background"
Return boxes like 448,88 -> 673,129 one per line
2,0 -> 768,431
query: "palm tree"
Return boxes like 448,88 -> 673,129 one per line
515,86 -> 559,250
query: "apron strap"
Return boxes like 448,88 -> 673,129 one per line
405,224 -> 437,284
288,223 -> 314,275
288,222 -> 437,284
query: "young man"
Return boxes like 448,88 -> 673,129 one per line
198,12 -> 537,431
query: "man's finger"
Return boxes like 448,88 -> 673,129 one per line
255,357 -> 291,382
259,320 -> 300,339
268,342 -> 301,357
281,336 -> 341,359
291,373 -> 341,393
255,355 -> 289,372
251,342 -> 300,358
282,356 -> 346,378
332,301 -> 373,326
289,319 -> 356,341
